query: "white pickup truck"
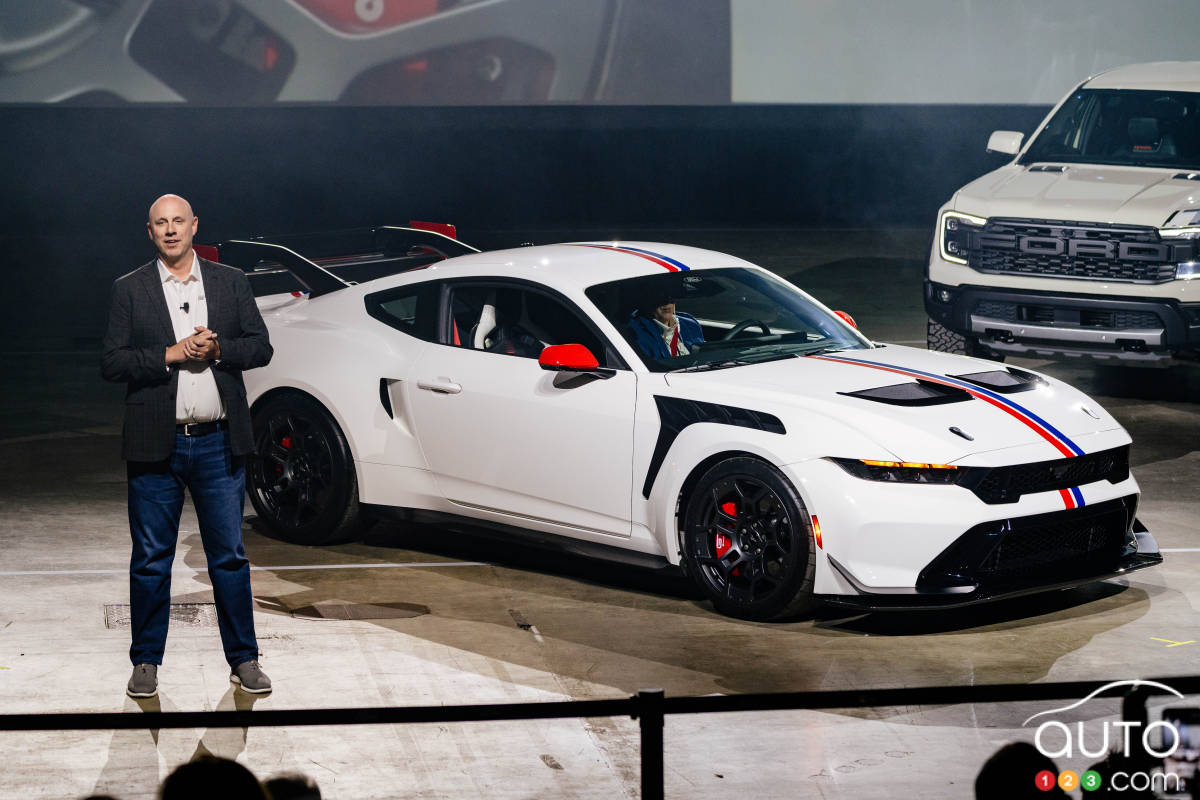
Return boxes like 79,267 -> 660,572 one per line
926,61 -> 1200,364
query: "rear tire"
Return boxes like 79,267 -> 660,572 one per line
927,318 -> 1004,362
247,393 -> 366,545
682,458 -> 816,620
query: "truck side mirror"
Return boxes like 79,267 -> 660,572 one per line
986,130 -> 1024,155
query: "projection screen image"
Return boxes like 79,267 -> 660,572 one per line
1,0 -> 1198,105
0,0 -> 728,104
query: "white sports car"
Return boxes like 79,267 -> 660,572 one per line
204,227 -> 1162,620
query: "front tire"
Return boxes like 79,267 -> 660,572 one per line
247,393 -> 365,545
927,318 -> 1004,361
682,458 -> 816,620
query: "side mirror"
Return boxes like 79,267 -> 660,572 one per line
986,130 -> 1024,156
538,344 -> 615,379
833,310 -> 857,329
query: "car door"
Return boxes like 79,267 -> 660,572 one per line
406,280 -> 636,537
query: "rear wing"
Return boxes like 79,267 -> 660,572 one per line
195,222 -> 479,301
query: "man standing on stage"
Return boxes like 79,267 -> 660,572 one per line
102,194 -> 273,698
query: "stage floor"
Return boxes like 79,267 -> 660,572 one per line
1,228 -> 1196,799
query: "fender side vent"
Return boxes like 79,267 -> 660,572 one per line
642,397 -> 786,498
379,378 -> 394,418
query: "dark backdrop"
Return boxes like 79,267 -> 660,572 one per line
0,103 -> 1047,349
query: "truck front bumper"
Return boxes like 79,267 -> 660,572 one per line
925,281 -> 1200,362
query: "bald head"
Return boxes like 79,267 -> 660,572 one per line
147,193 -> 198,270
148,193 -> 194,222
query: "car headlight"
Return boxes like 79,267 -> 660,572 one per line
939,211 -> 986,265
829,457 -> 962,485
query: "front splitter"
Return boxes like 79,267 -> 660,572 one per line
816,551 -> 1163,612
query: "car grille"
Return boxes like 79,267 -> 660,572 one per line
977,506 -> 1128,580
966,218 -> 1187,284
917,496 -> 1136,591
973,300 -> 1161,330
959,446 -> 1129,505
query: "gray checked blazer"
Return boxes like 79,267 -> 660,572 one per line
101,258 -> 273,462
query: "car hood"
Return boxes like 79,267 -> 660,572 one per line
662,345 -> 1124,464
954,163 -> 1195,226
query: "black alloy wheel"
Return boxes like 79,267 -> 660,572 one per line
247,393 -> 365,545
683,457 -> 815,620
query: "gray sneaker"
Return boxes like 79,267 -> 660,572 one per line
230,660 -> 272,693
127,664 -> 158,698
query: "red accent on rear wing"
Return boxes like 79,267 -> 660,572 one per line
408,220 -> 457,240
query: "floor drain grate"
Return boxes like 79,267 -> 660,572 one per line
289,602 -> 429,621
104,603 -> 217,629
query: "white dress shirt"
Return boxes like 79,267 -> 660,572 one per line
652,316 -> 690,357
159,254 -> 226,423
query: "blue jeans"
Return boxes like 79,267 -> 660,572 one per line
127,430 -> 258,667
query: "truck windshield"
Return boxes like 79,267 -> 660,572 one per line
1020,89 -> 1200,171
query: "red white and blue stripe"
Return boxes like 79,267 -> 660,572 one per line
813,354 -> 1088,509
572,244 -> 691,271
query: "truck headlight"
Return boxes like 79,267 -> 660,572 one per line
1161,208 -> 1200,232
939,211 -> 986,265
1159,212 -> 1200,276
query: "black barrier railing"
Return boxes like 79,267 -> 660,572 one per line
2,676 -> 1197,799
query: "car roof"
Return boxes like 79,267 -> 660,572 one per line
1084,61 -> 1200,92
378,241 -> 760,292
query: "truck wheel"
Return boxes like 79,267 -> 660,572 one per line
927,318 -> 1003,361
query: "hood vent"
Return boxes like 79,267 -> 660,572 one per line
950,368 -> 1046,394
840,379 -> 972,407
843,368 -> 1046,406
1028,164 -> 1067,173
1172,172 -> 1200,181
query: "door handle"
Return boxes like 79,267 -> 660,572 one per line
417,379 -> 462,394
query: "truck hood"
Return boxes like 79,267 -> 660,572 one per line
955,163 -> 1197,226
663,345 -> 1124,465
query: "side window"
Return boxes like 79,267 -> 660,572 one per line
524,290 -> 607,359
445,282 -> 613,364
364,283 -> 437,342
447,285 -> 489,349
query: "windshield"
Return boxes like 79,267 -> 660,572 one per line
1020,88 -> 1200,170
585,267 -> 871,373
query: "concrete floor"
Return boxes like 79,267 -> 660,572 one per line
0,229 -> 1197,799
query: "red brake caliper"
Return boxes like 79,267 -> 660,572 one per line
715,501 -> 737,561
277,436 -> 293,474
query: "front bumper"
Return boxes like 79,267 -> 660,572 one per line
790,451 -> 1158,609
818,497 -> 1162,611
925,281 -> 1200,362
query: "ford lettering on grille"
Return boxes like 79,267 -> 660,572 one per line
966,218 -> 1190,283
